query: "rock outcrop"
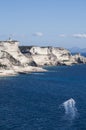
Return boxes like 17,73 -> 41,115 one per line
0,40 -> 46,76
20,46 -> 86,66
0,39 -> 86,76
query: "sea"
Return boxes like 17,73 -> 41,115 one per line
0,64 -> 86,129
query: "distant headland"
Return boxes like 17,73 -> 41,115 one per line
0,39 -> 86,76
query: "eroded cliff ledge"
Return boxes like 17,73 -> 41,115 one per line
0,39 -> 86,76
20,46 -> 86,66
0,40 -> 46,76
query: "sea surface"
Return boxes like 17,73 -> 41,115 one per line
0,64 -> 86,130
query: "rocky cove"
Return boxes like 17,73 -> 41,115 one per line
0,39 -> 86,76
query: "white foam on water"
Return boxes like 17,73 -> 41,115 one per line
33,73 -> 45,75
63,98 -> 77,120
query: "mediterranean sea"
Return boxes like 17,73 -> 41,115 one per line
0,64 -> 86,130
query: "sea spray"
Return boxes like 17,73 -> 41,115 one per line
63,98 -> 77,120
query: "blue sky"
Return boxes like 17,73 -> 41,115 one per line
0,0 -> 86,48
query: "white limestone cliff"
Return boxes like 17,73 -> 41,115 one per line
29,47 -> 70,65
0,40 -> 46,76
0,40 -> 30,65
0,39 -> 86,76
20,46 -> 86,66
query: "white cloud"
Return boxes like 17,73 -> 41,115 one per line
32,32 -> 44,37
72,33 -> 86,38
58,34 -> 67,38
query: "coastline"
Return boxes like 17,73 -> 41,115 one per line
0,40 -> 86,77
0,70 -> 18,77
0,66 -> 47,77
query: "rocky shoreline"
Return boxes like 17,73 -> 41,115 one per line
0,39 -> 86,76
20,46 -> 86,66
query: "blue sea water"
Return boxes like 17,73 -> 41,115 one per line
0,65 -> 86,130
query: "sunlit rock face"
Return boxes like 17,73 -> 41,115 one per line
20,46 -> 71,66
0,40 -> 45,76
0,39 -> 86,76
0,40 -> 30,65
20,46 -> 86,66
72,53 -> 86,63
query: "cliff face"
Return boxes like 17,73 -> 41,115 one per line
0,41 -> 31,65
29,47 -> 71,66
0,40 -> 46,76
20,46 -> 86,66
0,40 -> 86,76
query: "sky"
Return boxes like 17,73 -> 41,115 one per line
0,0 -> 86,48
